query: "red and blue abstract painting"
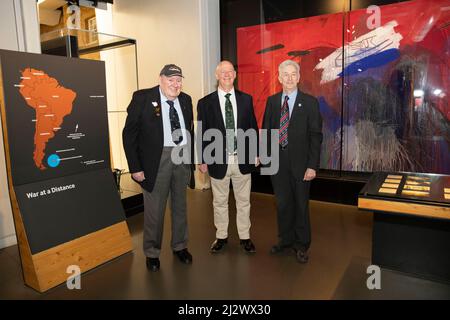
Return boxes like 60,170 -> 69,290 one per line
237,0 -> 449,174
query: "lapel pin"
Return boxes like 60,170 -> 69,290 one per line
152,102 -> 161,117
298,103 -> 302,107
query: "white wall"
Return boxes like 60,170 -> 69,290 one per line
110,0 -> 218,101
97,0 -> 220,188
0,0 -> 40,249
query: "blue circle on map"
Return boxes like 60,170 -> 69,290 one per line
47,154 -> 61,168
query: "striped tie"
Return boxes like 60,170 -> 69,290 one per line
279,95 -> 289,148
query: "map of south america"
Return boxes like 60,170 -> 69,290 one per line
19,68 -> 76,170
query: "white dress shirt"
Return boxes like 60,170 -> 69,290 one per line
217,87 -> 238,131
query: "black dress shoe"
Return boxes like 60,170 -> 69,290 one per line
210,238 -> 228,253
270,244 -> 292,254
173,248 -> 193,264
240,239 -> 256,253
295,249 -> 309,263
146,257 -> 160,272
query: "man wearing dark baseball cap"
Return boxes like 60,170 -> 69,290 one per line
123,63 -> 194,272
160,64 -> 184,77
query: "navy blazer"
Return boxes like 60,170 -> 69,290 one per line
122,85 -> 194,193
262,90 -> 323,179
197,89 -> 258,179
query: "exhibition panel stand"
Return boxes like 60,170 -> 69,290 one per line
0,49 -> 132,292
359,172 -> 450,283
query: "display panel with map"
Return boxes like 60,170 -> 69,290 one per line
0,49 -> 110,186
0,49 -> 132,292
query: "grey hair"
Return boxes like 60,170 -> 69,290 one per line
215,60 -> 235,74
278,59 -> 300,76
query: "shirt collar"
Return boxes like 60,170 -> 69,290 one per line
283,89 -> 298,101
218,87 -> 235,98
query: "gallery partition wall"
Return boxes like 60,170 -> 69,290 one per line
220,0 -> 450,202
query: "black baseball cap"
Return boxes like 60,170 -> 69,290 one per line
160,64 -> 184,77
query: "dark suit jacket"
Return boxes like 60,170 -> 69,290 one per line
197,89 -> 258,179
122,85 -> 194,193
262,90 -> 323,179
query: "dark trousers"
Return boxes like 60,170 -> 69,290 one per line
142,147 -> 191,258
270,147 -> 311,251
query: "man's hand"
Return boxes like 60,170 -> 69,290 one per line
132,171 -> 145,182
199,164 -> 208,173
255,157 -> 260,167
303,168 -> 316,181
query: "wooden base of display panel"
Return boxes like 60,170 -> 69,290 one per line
13,190 -> 133,293
9,182 -> 132,292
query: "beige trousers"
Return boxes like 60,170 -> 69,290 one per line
210,155 -> 252,240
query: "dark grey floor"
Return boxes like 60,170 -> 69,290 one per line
1,189 -> 449,300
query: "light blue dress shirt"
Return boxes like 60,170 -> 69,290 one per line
160,89 -> 187,147
281,89 -> 298,117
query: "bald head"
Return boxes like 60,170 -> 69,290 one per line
215,60 -> 236,92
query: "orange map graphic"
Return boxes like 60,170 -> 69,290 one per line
19,68 -> 76,170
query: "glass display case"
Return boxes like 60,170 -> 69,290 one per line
360,172 -> 450,207
224,0 -> 450,176
358,171 -> 450,283
40,28 -> 141,202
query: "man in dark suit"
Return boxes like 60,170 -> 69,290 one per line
197,60 -> 258,254
262,59 -> 323,263
122,64 -> 194,272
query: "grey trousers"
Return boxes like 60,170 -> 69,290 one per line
142,147 -> 191,258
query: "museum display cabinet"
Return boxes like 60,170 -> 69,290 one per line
359,171 -> 450,283
40,27 -> 142,215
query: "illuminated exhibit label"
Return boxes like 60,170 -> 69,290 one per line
19,68 -> 76,170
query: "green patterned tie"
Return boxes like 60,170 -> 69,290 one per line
224,93 -> 237,153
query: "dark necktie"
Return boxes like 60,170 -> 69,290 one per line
224,93 -> 237,153
279,95 -> 289,148
166,100 -> 183,145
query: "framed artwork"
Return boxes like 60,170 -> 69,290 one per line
235,0 -> 450,174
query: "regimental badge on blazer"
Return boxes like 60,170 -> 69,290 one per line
152,101 -> 161,116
